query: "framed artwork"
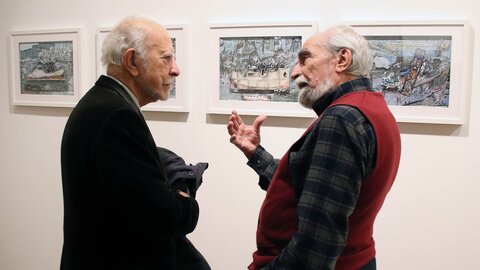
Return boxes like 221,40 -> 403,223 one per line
9,29 -> 80,107
350,21 -> 472,124
207,22 -> 318,118
96,25 -> 188,112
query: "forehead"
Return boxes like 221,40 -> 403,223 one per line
146,25 -> 174,52
302,33 -> 327,52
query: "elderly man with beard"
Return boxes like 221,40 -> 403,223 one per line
227,25 -> 401,270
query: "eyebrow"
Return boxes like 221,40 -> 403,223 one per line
159,49 -> 174,57
298,48 -> 311,58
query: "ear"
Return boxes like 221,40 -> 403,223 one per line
334,48 -> 353,73
123,48 -> 140,76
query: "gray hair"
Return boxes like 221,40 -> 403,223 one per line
101,16 -> 152,68
324,25 -> 372,77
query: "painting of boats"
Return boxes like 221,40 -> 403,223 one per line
366,35 -> 452,107
26,68 -> 65,81
19,41 -> 74,95
229,68 -> 289,94
218,36 -> 301,102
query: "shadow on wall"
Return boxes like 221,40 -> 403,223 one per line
11,104 -> 467,137
397,122 -> 466,137
208,113 -> 468,137
207,113 -> 313,129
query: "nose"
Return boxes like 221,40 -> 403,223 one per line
170,59 -> 180,77
290,63 -> 301,81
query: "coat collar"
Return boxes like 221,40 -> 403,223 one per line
95,75 -> 142,115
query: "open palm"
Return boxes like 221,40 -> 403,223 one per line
227,111 -> 266,159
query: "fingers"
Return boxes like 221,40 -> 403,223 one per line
227,111 -> 241,144
227,111 -> 243,135
252,115 -> 267,132
228,112 -> 244,147
229,134 -> 237,144
232,110 -> 243,125
227,121 -> 237,136
228,112 -> 266,133
227,114 -> 239,135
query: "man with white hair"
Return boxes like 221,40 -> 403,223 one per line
227,25 -> 401,270
61,16 -> 209,270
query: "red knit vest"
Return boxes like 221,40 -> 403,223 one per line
249,91 -> 401,270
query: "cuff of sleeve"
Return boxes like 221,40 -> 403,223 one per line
247,145 -> 266,170
246,145 -> 272,190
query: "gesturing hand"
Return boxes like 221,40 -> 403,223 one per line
227,111 -> 267,159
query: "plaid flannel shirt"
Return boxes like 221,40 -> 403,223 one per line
247,77 -> 377,270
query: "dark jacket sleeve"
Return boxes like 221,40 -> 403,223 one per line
92,107 -> 199,238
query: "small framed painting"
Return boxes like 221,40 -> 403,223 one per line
350,21 -> 472,124
208,22 -> 318,118
10,29 -> 81,107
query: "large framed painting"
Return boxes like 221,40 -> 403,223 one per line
350,21 -> 472,124
207,22 -> 318,118
10,29 -> 81,107
96,25 -> 188,112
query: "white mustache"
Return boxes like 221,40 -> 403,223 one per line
295,76 -> 310,89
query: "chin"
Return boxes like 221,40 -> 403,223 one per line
154,89 -> 170,101
154,93 -> 167,101
298,87 -> 313,108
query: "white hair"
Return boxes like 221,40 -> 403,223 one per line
101,16 -> 153,68
324,25 -> 373,77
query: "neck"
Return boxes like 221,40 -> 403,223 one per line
107,65 -> 147,106
333,72 -> 357,86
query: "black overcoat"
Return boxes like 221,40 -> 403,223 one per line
60,75 -> 199,270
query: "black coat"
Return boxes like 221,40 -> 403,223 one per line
60,75 -> 200,270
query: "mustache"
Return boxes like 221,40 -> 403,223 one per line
295,76 -> 309,89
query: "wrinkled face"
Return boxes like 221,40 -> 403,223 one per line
291,34 -> 337,108
296,73 -> 335,109
136,28 -> 180,103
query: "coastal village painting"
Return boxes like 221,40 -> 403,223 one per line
367,35 -> 452,107
218,36 -> 301,102
18,41 -> 74,95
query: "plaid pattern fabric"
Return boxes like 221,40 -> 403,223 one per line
248,78 -> 377,269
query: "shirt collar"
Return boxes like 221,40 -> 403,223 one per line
107,75 -> 141,109
312,77 -> 373,116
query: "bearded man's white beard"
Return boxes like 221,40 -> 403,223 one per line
297,75 -> 336,109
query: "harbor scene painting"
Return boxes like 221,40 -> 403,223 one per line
367,35 -> 452,107
18,41 -> 74,95
218,35 -> 301,103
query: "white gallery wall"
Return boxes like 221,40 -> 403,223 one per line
1,0 -> 479,269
